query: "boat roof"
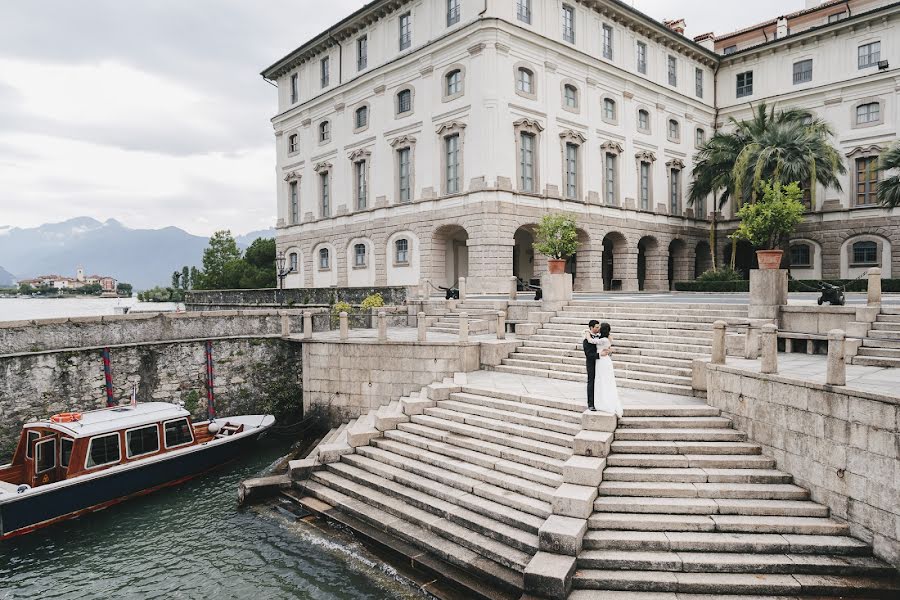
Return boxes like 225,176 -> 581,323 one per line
26,403 -> 191,438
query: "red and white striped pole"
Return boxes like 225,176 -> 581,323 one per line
205,340 -> 216,420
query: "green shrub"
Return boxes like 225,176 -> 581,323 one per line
732,180 -> 805,249
360,293 -> 385,311
697,268 -> 744,282
674,280 -> 750,292
330,301 -> 353,327
675,277 -> 900,293
534,214 -> 579,259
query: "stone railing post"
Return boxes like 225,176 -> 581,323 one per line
303,311 -> 313,339
760,324 -> 778,374
744,323 -> 760,360
459,311 -> 469,343
458,277 -> 467,302
417,312 -> 427,342
509,276 -> 518,300
281,314 -> 291,337
826,329 -> 846,386
497,311 -> 506,340
867,267 -> 882,307
377,311 -> 387,341
339,312 -> 349,340
711,321 -> 727,364
420,278 -> 430,301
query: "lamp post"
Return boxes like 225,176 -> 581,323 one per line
275,251 -> 294,306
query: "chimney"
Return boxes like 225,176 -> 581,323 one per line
663,18 -> 687,35
776,16 -> 789,39
694,32 -> 716,51
805,0 -> 821,8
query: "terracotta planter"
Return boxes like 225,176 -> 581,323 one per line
756,249 -> 784,270
548,259 -> 567,274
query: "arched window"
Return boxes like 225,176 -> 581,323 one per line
517,68 -> 534,94
638,109 -> 650,132
395,239 -> 409,264
668,119 -> 680,141
318,248 -> 330,270
319,120 -> 330,142
446,70 -> 462,96
563,84 -> 578,108
288,134 -> 298,153
354,243 -> 367,267
355,106 -> 368,129
288,252 -> 299,272
695,128 -> 706,146
603,98 -> 616,120
790,244 -> 811,268
852,241 -> 878,265
856,102 -> 881,125
397,89 -> 412,114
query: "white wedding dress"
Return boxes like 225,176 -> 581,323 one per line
586,335 -> 623,417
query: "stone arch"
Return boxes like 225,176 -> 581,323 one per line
513,225 -> 537,286
346,237 -> 376,287
668,238 -> 691,289
312,241 -> 338,288
840,233 -> 892,278
637,235 -> 666,291
569,228 -> 600,292
694,241 -> 713,278
601,231 -> 631,291
788,238 -> 822,280
430,224 -> 469,288
385,230 -> 421,286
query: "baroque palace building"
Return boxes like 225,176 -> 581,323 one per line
263,0 -> 899,293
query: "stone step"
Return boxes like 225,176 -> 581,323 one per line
561,307 -> 748,317
571,569 -> 898,596
582,529 -> 870,555
502,357 -> 586,375
300,480 -> 525,592
862,337 -> 900,349
435,399 -> 581,436
867,329 -> 900,340
871,321 -> 900,331
610,440 -> 762,455
489,365 -> 701,398
602,467 -> 792,484
384,427 -> 564,485
592,497 -> 829,518
621,406 -> 721,418
527,336 -> 712,355
877,313 -> 900,322
534,330 -> 713,346
617,417 -> 733,430
501,358 -> 693,383
459,385 -> 585,414
856,346 -> 900,358
422,406 -> 575,449
587,513 -> 848,535
517,343 -> 706,363
607,454 -> 775,469
447,391 -> 583,425
598,481 -> 810,500
576,550 -> 895,576
549,316 -> 716,330
614,429 -> 747,442
852,355 -> 900,368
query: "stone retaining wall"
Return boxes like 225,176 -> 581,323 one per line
706,363 -> 900,567
184,286 -> 408,311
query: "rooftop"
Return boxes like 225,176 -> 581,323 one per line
28,402 -> 189,438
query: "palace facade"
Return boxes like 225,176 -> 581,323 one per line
263,0 -> 899,292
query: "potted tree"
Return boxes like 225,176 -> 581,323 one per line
732,180 -> 805,269
534,214 -> 580,274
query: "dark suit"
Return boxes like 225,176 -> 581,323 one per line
583,334 -> 599,409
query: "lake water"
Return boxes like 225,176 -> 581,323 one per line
0,297 -> 182,322
0,438 -> 431,600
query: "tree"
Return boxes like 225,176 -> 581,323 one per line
117,282 -> 133,296
189,266 -> 200,290
198,230 -> 242,289
171,271 -> 181,289
877,143 -> 900,209
689,103 -> 846,270
533,214 -> 580,260
243,237 -> 277,288
18,283 -> 34,295
732,181 -> 806,250
181,266 -> 190,290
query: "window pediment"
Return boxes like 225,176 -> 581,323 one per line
635,150 -> 656,162
666,158 -> 685,169
347,148 -> 372,161
513,118 -> 544,133
845,145 -> 881,159
283,171 -> 302,182
390,134 -> 417,148
559,129 -> 586,144
436,120 -> 467,136
601,141 -> 624,155
313,161 -> 333,173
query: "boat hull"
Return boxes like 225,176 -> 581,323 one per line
1,430 -> 263,539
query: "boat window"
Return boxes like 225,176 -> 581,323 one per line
36,438 -> 56,473
25,430 -> 40,459
60,438 -> 74,468
85,433 -> 121,469
164,418 -> 194,449
126,425 -> 160,459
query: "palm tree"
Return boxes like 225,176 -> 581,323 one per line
689,103 -> 846,270
877,144 -> 900,209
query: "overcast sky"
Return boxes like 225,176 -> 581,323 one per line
0,0 -> 805,236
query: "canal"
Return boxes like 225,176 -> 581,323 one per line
0,438 -> 431,600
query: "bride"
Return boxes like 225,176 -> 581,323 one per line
583,323 -> 622,417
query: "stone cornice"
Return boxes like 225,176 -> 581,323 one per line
666,157 -> 686,169
559,129 -> 587,144
435,120 -> 467,135
347,148 -> 372,161
389,134 -> 417,148
313,161 -> 333,173
845,145 -> 882,158
513,118 -> 545,132
601,140 -> 624,154
283,171 -> 302,182
635,150 -> 657,162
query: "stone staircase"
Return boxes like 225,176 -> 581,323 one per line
429,301 -> 504,335
571,404 -> 900,598
854,308 -> 900,368
494,301 -> 749,397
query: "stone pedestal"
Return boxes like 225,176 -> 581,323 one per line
377,311 -> 387,341
417,312 -> 427,342
541,273 -> 573,311
496,311 -> 506,340
303,311 -> 313,339
827,329 -> 846,386
760,324 -> 778,374
711,321 -> 727,364
868,267 -> 882,307
749,269 -> 788,320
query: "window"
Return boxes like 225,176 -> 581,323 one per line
856,102 -> 881,125
36,438 -> 55,473
638,109 -> 650,131
790,244 -> 811,267
446,70 -> 462,96
828,12 -> 848,23
793,59 -> 813,84
288,134 -> 298,154
25,430 -> 39,458
319,121 -> 330,143
354,243 -> 367,267
736,71 -> 753,98
856,157 -> 879,206
602,24 -> 613,60
289,181 -> 299,224
164,418 -> 193,448
670,168 -> 681,214
320,172 -> 330,216
562,4 -> 575,43
126,425 -> 160,459
723,45 -> 737,55
852,241 -> 878,265
399,12 -> 412,50
319,248 -> 330,269
357,36 -> 368,71
397,89 -> 412,114
858,41 -> 880,68
290,73 -> 298,103
667,56 -> 677,86
395,239 -> 409,264
60,438 -> 73,469
86,433 -> 121,469
520,132 -> 535,192
636,41 -> 647,74
640,162 -> 650,210
355,161 -> 367,210
289,252 -> 298,272
447,0 -> 460,26
696,128 -> 706,146
517,68 -> 534,94
355,106 -> 368,129
604,153 -> 617,205
398,147 -> 411,203
695,68 -> 704,98
563,84 -> 578,109
445,134 -> 460,194
565,143 -> 578,199
517,0 -> 531,24
603,98 -> 616,121
668,119 -> 680,141
320,57 -> 329,88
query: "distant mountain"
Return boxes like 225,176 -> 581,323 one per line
0,266 -> 14,287
235,228 -> 275,247
0,218 -> 274,290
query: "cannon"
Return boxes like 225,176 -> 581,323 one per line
817,282 -> 845,306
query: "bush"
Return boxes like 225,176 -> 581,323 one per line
674,280 -> 750,292
330,301 -> 353,327
534,214 -> 579,260
675,277 -> 900,293
360,293 -> 385,311
697,268 -> 744,282
733,181 -> 805,249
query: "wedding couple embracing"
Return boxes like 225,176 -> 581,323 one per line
582,320 -> 623,416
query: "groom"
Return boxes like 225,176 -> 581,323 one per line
583,320 -> 604,411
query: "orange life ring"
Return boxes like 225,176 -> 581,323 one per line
50,412 -> 82,423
